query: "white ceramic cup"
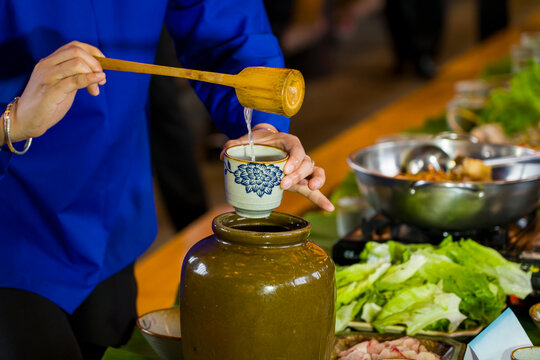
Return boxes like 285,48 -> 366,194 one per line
224,144 -> 289,218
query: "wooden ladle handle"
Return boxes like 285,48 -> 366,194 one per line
95,57 -> 305,117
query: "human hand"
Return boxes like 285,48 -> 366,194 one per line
221,124 -> 335,212
6,41 -> 106,143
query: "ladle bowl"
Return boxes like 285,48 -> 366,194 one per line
401,144 -> 453,174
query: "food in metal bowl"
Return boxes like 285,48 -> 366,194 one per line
396,157 -> 492,182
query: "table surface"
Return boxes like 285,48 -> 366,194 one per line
134,13 -> 540,316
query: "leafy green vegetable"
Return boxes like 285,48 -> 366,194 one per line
335,237 -> 532,335
373,284 -> 466,335
480,60 -> 540,134
375,283 -> 441,322
359,240 -> 429,265
360,302 -> 382,323
403,292 -> 466,335
336,263 -> 390,308
336,263 -> 378,288
378,254 -> 427,287
336,299 -> 364,333
417,257 -> 506,325
359,242 -> 392,264
436,238 -> 532,299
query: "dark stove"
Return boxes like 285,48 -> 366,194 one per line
332,211 -> 539,265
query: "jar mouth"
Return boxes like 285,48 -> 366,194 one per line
212,211 -> 311,246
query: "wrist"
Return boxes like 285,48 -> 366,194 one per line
8,100 -> 25,142
2,98 -> 33,155
1,101 -> 24,144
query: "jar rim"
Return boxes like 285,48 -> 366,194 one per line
212,211 -> 311,246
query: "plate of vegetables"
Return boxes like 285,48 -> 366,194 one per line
335,237 -> 533,337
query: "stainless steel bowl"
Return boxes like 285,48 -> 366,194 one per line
347,138 -> 540,230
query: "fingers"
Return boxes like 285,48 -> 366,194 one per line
86,82 -> 101,96
282,164 -> 331,212
281,134 -> 305,174
288,183 -> 335,212
39,42 -> 105,92
54,47 -> 103,73
281,155 -> 313,189
308,166 -> 325,191
70,41 -> 105,58
41,42 -> 106,97
52,57 -> 104,95
49,41 -> 105,67
53,57 -> 93,79
50,72 -> 106,98
12,41 -> 107,141
52,40 -> 105,57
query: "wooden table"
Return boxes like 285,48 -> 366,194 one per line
135,15 -> 540,316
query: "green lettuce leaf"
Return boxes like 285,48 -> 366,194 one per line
336,263 -> 390,308
359,240 -> 415,265
335,294 -> 369,333
373,284 -> 466,335
336,263 -> 378,288
437,237 -> 532,299
375,283 -> 441,321
417,255 -> 506,324
377,254 -> 427,288
403,292 -> 466,335
360,302 -> 382,323
359,242 -> 392,264
335,302 -> 357,333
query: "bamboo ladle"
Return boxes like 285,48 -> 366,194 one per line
95,57 -> 305,117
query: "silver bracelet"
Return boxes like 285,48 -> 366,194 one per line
3,97 -> 32,155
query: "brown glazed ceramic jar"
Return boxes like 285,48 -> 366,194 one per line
180,211 -> 336,360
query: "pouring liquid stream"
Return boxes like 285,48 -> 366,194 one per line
244,107 -> 255,161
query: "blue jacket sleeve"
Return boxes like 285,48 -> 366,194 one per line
164,0 -> 290,139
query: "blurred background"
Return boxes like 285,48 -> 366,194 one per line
149,0 -> 540,248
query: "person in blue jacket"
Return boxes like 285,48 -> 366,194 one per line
0,1 -> 334,358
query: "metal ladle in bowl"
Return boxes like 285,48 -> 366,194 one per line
402,144 -> 540,175
401,144 -> 454,174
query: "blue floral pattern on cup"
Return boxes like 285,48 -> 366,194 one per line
225,160 -> 283,198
